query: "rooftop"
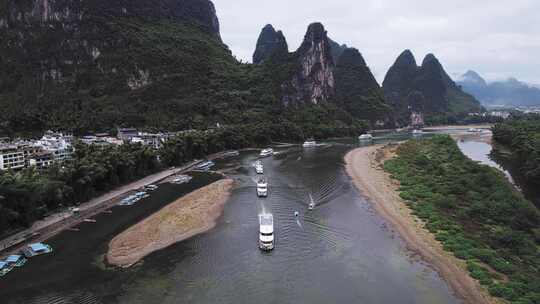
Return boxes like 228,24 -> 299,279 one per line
29,243 -> 48,252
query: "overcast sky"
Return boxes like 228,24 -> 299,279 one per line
213,0 -> 540,85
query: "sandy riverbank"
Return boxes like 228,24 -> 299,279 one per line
107,179 -> 234,268
345,145 -> 500,304
0,160 -> 204,257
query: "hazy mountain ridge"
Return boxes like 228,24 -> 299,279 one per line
457,71 -> 540,107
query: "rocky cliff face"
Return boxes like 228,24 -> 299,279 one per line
282,22 -> 335,106
2,0 -> 221,39
252,24 -> 288,64
383,50 -> 482,125
0,0 -> 234,133
334,48 -> 391,124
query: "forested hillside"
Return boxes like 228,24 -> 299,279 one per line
0,0 -> 375,138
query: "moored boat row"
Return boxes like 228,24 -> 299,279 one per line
1,243 -> 52,278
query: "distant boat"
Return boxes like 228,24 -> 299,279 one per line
0,261 -> 13,277
22,243 -> 53,258
145,184 -> 158,191
255,164 -> 264,174
308,193 -> 315,210
171,175 -> 192,185
256,179 -> 268,197
302,139 -> 317,148
259,214 -> 274,251
358,134 -> 373,141
259,148 -> 274,157
467,128 -> 482,133
412,129 -> 424,136
195,160 -> 215,171
223,150 -> 240,157
5,254 -> 26,267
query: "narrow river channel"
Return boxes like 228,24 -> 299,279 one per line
2,130 -> 509,304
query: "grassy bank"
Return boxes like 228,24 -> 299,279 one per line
384,135 -> 540,304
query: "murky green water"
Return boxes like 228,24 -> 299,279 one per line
1,132 -> 471,304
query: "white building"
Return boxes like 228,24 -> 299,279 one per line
37,131 -> 74,161
0,144 -> 26,171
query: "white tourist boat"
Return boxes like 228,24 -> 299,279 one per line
302,139 -> 317,148
259,214 -> 274,251
256,179 -> 268,197
358,134 -> 373,141
255,164 -> 264,174
259,148 -> 274,157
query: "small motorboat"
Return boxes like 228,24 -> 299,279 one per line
294,211 -> 299,217
308,202 -> 315,210
260,148 -> 274,157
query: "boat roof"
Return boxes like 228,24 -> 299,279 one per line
6,255 -> 22,262
0,261 -> 6,269
29,243 -> 48,252
259,214 -> 273,225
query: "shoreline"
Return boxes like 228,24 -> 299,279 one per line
0,149 -> 244,258
0,159 -> 206,258
345,145 -> 499,304
107,179 -> 234,268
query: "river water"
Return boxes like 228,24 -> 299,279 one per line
2,130 -> 509,304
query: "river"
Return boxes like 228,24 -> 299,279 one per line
1,129 -> 512,304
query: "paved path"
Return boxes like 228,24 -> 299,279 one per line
0,160 -> 202,257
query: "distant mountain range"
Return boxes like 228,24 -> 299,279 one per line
457,71 -> 540,107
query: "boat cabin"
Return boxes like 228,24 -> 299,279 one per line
23,243 -> 53,257
5,254 -> 26,267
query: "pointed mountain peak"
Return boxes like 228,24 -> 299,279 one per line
463,70 -> 482,78
460,70 -> 487,86
421,53 -> 440,66
262,24 -> 275,32
253,24 -> 288,64
395,49 -> 417,67
299,22 -> 328,49
337,48 -> 367,67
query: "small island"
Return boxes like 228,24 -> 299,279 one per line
107,179 -> 234,268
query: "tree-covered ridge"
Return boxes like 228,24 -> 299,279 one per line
333,48 -> 391,125
492,114 -> 540,187
385,135 -> 540,303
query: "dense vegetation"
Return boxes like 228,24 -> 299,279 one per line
0,143 -> 161,236
492,114 -> 540,187
385,135 -> 540,303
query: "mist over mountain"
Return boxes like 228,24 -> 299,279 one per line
457,71 -> 540,107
